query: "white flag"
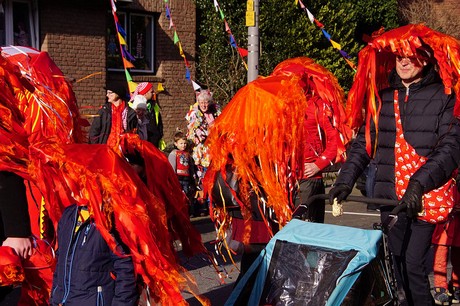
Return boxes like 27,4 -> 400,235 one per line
192,80 -> 201,91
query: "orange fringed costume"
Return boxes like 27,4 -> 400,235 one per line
0,46 -> 208,305
345,24 -> 460,155
203,57 -> 350,249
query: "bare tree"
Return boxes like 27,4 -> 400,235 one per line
400,0 -> 460,38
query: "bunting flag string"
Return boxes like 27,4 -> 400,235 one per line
109,0 -> 138,93
296,0 -> 356,71
164,0 -> 203,91
213,0 -> 248,70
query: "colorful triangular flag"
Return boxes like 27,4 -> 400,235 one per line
321,29 -> 331,40
110,0 -> 117,12
330,39 -> 341,50
125,70 -> 133,82
229,35 -> 237,48
118,33 -> 127,45
157,83 -> 165,92
116,24 -> 126,37
123,58 -> 135,69
179,43 -> 185,58
314,19 -> 324,28
128,81 -> 138,94
166,5 -> 171,19
238,47 -> 248,57
306,9 -> 314,24
173,31 -> 179,44
185,67 -> 191,82
299,0 -> 306,9
192,80 -> 201,91
213,0 -> 219,12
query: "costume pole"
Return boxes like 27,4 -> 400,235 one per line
247,0 -> 259,83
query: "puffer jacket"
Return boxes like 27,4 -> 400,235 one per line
50,205 -> 138,306
88,102 -> 137,144
336,66 -> 460,199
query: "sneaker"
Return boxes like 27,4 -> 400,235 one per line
434,287 -> 450,305
452,286 -> 460,304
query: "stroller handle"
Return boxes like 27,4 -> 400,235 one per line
292,194 -> 405,233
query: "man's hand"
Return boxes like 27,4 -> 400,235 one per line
400,180 -> 423,219
304,163 -> 320,178
2,237 -> 33,259
328,184 -> 352,204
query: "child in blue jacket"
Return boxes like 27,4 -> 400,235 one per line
50,204 -> 138,306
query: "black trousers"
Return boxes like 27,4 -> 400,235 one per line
294,178 -> 325,223
381,208 -> 435,306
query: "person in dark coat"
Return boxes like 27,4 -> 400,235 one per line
0,171 -> 32,304
329,25 -> 460,306
50,204 -> 138,306
89,82 -> 137,145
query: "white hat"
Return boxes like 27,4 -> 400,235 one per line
131,95 -> 147,110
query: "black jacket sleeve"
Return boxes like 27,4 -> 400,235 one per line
89,108 -> 103,144
0,171 -> 31,241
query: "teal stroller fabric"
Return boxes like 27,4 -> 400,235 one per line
225,219 -> 383,306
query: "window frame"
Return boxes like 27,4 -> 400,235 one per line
1,0 -> 39,48
107,10 -> 155,74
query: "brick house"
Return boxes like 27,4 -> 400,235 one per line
0,0 -> 196,144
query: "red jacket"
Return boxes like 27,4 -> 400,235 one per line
302,97 -> 339,179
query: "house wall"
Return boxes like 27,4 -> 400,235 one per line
40,0 -> 196,144
40,0 -> 107,124
437,0 -> 460,15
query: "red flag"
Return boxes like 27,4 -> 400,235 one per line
314,19 -> 324,28
238,47 -> 248,57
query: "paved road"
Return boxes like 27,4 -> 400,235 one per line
180,189 -> 459,305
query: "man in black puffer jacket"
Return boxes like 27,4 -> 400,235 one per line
329,25 -> 460,306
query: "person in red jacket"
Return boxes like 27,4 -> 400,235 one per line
293,94 -> 339,222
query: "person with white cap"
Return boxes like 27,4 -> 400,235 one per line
131,94 -> 149,141
132,82 -> 164,148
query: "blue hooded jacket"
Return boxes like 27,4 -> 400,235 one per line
51,204 -> 138,306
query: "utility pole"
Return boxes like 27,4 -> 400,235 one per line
246,0 -> 259,83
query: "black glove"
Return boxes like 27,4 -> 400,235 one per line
400,180 -> 423,219
329,184 -> 352,204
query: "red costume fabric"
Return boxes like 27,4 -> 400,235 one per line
0,47 -> 208,305
204,57 -> 350,248
106,101 -> 125,148
345,24 -> 460,155
393,91 -> 454,223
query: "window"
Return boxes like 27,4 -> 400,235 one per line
0,0 -> 38,48
107,10 -> 155,73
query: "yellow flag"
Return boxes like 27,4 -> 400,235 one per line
179,43 -> 185,58
330,40 -> 341,50
128,81 -> 138,94
157,83 -> 165,92
295,0 -> 299,5
118,33 -> 127,45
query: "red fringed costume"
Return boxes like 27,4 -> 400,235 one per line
203,57 -> 350,251
0,46 -> 208,305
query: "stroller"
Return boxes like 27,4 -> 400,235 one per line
225,194 -> 402,306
